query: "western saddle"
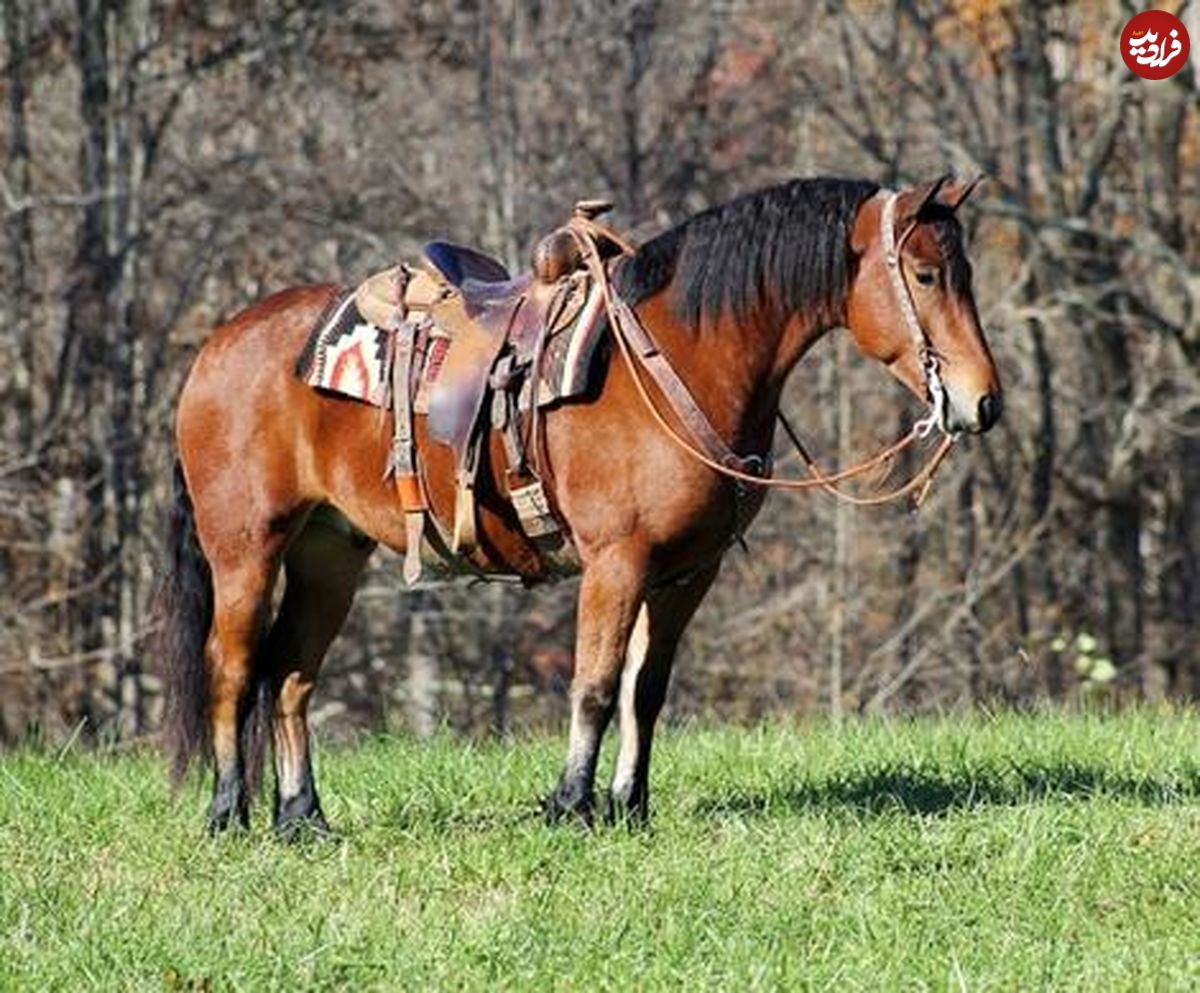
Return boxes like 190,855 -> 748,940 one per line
356,200 -> 630,584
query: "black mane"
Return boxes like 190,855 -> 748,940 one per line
615,177 -> 881,330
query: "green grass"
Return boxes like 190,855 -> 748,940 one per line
1,710 -> 1198,991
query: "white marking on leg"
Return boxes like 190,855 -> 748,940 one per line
565,690 -> 601,780
611,603 -> 650,798
275,718 -> 304,801
274,672 -> 310,802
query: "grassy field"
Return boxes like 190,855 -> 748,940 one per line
1,710 -> 1198,991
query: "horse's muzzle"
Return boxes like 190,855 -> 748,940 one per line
945,388 -> 1002,435
976,392 -> 1003,433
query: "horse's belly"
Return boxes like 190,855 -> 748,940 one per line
311,399 -> 571,583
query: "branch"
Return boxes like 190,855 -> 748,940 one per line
0,169 -> 109,216
864,517 -> 1050,711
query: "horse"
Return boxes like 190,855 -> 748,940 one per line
159,175 -> 1002,836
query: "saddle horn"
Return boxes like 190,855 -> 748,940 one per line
573,199 -> 614,220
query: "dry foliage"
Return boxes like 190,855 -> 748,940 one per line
1,0 -> 1197,743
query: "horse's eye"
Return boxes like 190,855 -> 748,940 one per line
914,268 -> 938,287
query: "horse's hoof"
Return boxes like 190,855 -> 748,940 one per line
274,816 -> 333,844
273,809 -> 332,844
542,786 -> 595,827
601,789 -> 650,828
206,806 -> 250,836
207,776 -> 250,835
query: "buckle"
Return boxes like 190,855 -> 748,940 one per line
914,411 -> 939,439
916,350 -> 948,437
731,453 -> 768,477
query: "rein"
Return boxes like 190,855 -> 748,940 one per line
565,194 -> 956,509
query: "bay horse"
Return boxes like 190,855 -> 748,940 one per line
160,175 -> 1002,836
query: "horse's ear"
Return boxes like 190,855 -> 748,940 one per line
850,193 -> 881,255
939,174 -> 984,211
897,175 -> 951,225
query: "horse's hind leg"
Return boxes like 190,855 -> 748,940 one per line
207,555 -> 284,832
263,511 -> 374,839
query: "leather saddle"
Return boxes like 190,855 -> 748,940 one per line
423,241 -> 511,288
424,244 -> 576,451
385,201 -> 627,580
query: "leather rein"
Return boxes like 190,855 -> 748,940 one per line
565,190 -> 956,509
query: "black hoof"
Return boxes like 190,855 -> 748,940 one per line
602,789 -> 650,828
206,781 -> 248,834
543,783 -> 595,827
274,810 -> 333,844
206,803 -> 250,835
273,788 -> 330,843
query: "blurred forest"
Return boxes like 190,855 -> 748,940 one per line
1,0 -> 1197,746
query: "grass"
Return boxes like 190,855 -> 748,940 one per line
1,709 -> 1198,991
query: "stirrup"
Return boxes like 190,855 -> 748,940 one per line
403,512 -> 425,585
452,474 -> 477,554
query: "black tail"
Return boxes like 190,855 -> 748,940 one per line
159,460 -> 214,786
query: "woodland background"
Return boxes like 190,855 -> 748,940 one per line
0,0 -> 1197,745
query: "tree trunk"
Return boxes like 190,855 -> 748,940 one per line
2,0 -> 37,448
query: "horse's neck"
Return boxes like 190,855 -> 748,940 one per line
773,309 -> 839,385
644,297 -> 833,451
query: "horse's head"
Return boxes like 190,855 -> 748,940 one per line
847,176 -> 1002,435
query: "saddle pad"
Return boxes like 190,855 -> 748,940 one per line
296,276 -> 607,411
297,291 -> 391,406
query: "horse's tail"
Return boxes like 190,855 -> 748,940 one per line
159,459 -> 214,786
158,458 -> 274,795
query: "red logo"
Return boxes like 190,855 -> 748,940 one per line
1121,10 -> 1189,80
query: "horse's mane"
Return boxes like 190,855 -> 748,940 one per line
615,177 -> 882,330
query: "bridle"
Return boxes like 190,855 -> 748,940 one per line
879,189 -> 949,440
565,189 -> 958,510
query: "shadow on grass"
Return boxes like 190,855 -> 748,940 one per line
695,760 -> 1200,819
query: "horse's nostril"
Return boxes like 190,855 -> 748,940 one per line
977,392 -> 1002,432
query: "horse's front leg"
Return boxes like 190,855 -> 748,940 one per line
607,563 -> 719,824
545,545 -> 647,825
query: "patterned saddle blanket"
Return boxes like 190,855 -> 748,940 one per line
296,270 -> 606,414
